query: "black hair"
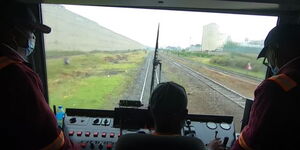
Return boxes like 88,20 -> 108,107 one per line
149,82 -> 188,134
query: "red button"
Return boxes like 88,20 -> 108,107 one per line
77,131 -> 82,136
85,131 -> 90,137
68,131 -> 74,136
106,143 -> 113,149
110,132 -> 115,138
80,143 -> 87,148
93,132 -> 99,137
102,132 -> 106,137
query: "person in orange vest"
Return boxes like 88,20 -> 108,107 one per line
229,24 -> 300,150
0,2 -> 79,150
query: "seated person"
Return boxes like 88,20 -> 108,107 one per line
116,82 -> 222,150
149,81 -> 189,136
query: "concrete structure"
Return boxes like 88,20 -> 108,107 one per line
201,23 -> 226,51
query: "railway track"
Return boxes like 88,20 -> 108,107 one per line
161,55 -> 246,108
122,51 -> 160,105
164,52 -> 262,84
138,52 -> 160,104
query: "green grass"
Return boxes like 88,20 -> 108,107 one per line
189,56 -> 265,79
46,50 -> 87,58
206,62 -> 265,79
47,50 -> 146,109
167,51 -> 266,79
49,75 -> 125,109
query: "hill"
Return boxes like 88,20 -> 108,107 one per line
42,4 -> 145,51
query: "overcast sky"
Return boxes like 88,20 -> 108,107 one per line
64,5 -> 277,48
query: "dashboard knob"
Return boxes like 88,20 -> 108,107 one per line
93,118 -> 100,124
186,120 -> 191,126
69,117 -> 76,123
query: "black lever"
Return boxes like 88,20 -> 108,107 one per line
186,120 -> 191,127
223,137 -> 229,147
53,105 -> 56,115
214,131 -> 218,139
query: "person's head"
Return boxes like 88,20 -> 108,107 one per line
149,82 -> 188,134
258,24 -> 300,74
0,2 -> 51,57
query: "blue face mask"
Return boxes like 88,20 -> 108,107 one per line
24,36 -> 36,56
15,27 -> 36,57
270,66 -> 279,75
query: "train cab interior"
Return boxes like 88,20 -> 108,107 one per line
3,0 -> 300,149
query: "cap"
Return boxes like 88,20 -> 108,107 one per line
258,24 -> 300,59
0,2 -> 51,33
149,82 -> 187,113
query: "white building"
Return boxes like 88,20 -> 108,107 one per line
201,23 -> 226,51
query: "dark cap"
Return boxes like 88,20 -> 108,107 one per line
0,2 -> 51,33
149,82 -> 187,113
258,24 -> 300,59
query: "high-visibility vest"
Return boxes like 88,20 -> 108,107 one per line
237,73 -> 298,150
0,56 -> 20,70
268,73 -> 297,92
41,131 -> 65,150
1,57 -> 66,150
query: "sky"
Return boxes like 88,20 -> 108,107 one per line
64,5 -> 277,48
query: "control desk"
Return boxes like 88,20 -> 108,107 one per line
63,107 -> 236,150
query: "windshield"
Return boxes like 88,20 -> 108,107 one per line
42,4 -> 277,130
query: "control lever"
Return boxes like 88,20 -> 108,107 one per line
223,137 -> 229,147
186,120 -> 191,126
186,120 -> 191,133
183,120 -> 195,136
214,131 -> 218,139
104,119 -> 108,126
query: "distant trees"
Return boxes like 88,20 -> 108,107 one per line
208,52 -> 265,73
223,40 -> 239,50
222,40 -> 262,54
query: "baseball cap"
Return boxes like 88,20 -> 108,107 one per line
149,82 -> 187,114
257,24 -> 300,59
1,2 -> 51,33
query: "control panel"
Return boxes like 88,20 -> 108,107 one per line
63,109 -> 117,150
64,116 -> 118,150
183,119 -> 235,148
63,108 -> 235,150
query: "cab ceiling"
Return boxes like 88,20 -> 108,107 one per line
21,0 -> 300,16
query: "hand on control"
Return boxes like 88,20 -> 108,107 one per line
207,138 -> 225,150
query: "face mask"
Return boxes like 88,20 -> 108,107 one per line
15,27 -> 36,56
24,35 -> 36,56
270,66 -> 279,75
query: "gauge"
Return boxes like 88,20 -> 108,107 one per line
206,122 -> 217,129
220,122 -> 231,130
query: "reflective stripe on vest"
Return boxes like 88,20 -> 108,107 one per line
268,74 -> 297,92
0,56 -> 18,70
238,132 -> 253,150
41,131 -> 65,150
